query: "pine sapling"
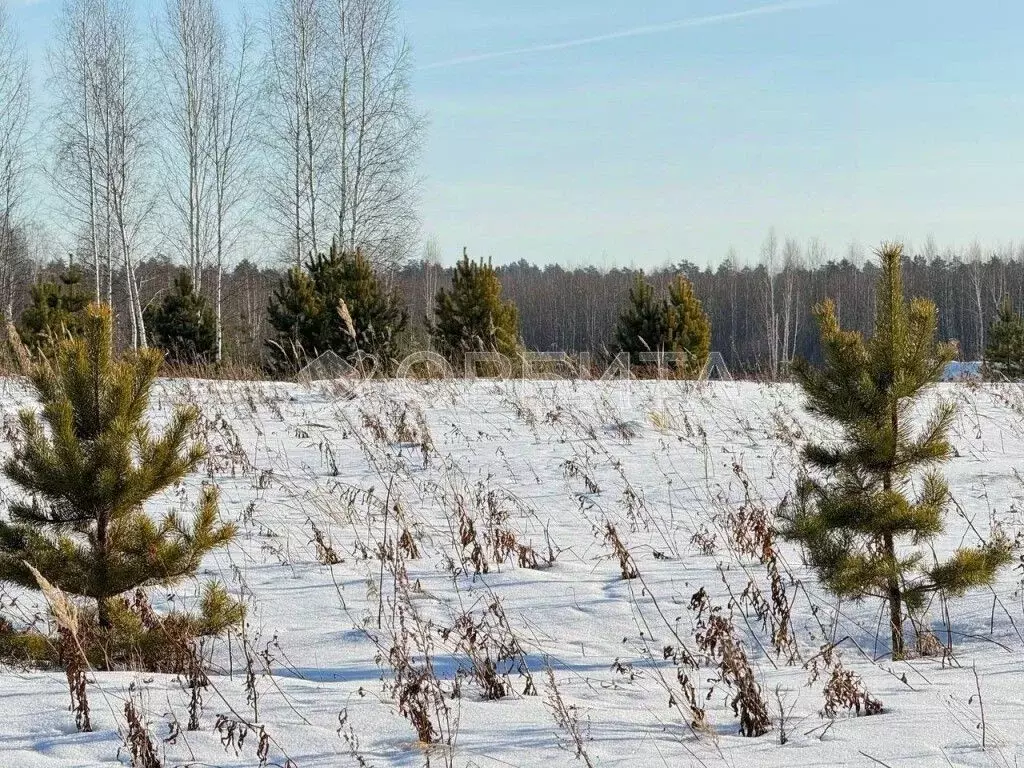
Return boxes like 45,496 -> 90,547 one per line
783,244 -> 1011,659
0,304 -> 240,668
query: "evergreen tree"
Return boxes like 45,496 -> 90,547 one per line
267,242 -> 408,372
666,275 -> 712,376
784,243 -> 1010,659
613,274 -> 712,377
18,263 -> 90,352
984,296 -> 1024,380
613,275 -> 666,358
0,304 -> 237,640
144,271 -> 216,365
430,252 -> 520,369
266,265 -> 319,371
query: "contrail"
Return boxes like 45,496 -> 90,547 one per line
419,0 -> 832,71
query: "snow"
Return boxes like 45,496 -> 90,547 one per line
0,377 -> 1023,767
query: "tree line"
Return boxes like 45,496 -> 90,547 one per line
462,236 -> 1024,372
14,233 -> 1024,379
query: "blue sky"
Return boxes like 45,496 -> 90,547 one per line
9,0 -> 1024,267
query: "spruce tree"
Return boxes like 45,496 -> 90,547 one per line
613,275 -> 667,358
144,271 -> 216,365
267,242 -> 407,372
666,275 -> 712,377
0,304 -> 237,638
984,296 -> 1024,380
18,263 -> 90,352
784,243 -> 1010,659
430,252 -> 520,369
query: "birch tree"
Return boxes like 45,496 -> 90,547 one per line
967,241 -> 986,355
266,0 -> 422,270
267,0 -> 331,269
157,0 -> 257,361
208,12 -> 258,363
50,0 -> 104,302
328,0 -> 421,268
51,0 -> 150,348
780,238 -> 802,366
760,228 -> 780,378
0,1 -> 30,319
155,0 -> 217,292
103,1 -> 150,349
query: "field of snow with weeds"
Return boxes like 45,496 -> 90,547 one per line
2,377 -> 1024,768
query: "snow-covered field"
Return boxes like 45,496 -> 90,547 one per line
2,377 -> 1024,768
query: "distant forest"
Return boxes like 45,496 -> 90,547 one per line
19,235 -> 1024,376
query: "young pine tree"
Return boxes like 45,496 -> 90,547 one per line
266,265 -> 320,372
613,275 -> 667,358
984,296 -> 1024,380
0,304 -> 237,643
784,243 -> 1009,659
144,271 -> 216,365
613,274 -> 712,377
665,275 -> 712,377
18,263 -> 90,352
430,251 -> 519,369
267,242 -> 408,372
